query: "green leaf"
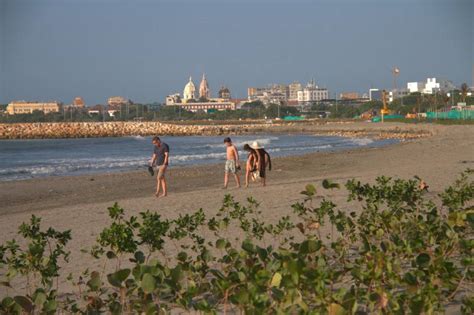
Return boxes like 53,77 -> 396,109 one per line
141,273 -> 155,294
34,291 -> 47,307
328,303 -> 346,315
108,269 -> 131,287
13,296 -> 33,313
216,238 -> 227,249
322,179 -> 340,189
44,299 -> 57,312
242,239 -> 256,253
270,272 -> 282,287
134,251 -> 145,263
416,253 -> 431,267
106,251 -> 117,259
87,271 -> 102,291
302,184 -> 317,196
1,297 -> 15,308
299,239 -> 321,254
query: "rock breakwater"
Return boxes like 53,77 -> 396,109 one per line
0,121 -> 432,140
0,122 -> 271,139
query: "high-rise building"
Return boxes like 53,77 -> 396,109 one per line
289,82 -> 302,100
297,80 -> 329,103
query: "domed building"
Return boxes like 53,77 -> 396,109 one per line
218,86 -> 231,100
199,74 -> 211,99
183,77 -> 196,102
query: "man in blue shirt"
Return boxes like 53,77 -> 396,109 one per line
150,136 -> 169,198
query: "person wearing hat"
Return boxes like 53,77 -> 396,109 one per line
243,143 -> 259,188
251,141 -> 272,187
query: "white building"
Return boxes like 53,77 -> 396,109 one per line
165,93 -> 181,105
407,82 -> 425,93
297,80 -> 329,103
288,81 -> 302,100
183,77 -> 196,101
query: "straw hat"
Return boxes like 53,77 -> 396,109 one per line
251,141 -> 264,149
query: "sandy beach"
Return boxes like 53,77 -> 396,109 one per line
0,122 -> 473,299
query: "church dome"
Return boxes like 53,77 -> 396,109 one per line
218,85 -> 231,99
183,76 -> 196,100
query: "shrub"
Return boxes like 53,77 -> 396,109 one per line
1,171 -> 472,314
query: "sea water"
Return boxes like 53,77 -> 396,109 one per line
0,135 -> 397,181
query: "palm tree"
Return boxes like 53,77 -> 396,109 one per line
460,83 -> 469,103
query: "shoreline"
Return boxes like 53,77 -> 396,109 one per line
0,143 -> 392,215
0,133 -> 398,183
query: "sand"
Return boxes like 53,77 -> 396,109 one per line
0,122 -> 473,305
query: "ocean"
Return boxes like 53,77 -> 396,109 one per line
0,135 -> 397,181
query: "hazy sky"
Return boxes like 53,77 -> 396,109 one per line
1,0 -> 472,105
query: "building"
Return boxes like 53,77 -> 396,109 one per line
179,101 -> 236,112
165,94 -> 181,105
183,77 -> 196,102
199,74 -> 211,99
229,98 -> 248,109
407,78 -> 456,94
166,74 -> 236,112
407,82 -> 425,93
369,89 -> 382,101
6,101 -> 62,115
297,80 -> 329,104
73,97 -> 85,107
247,84 -> 289,105
289,82 -> 302,100
339,92 -> 360,100
218,86 -> 231,100
388,89 -> 410,102
107,96 -> 129,107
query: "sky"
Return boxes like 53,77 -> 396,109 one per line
0,0 -> 472,105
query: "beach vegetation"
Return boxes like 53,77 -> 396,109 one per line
1,170 -> 473,314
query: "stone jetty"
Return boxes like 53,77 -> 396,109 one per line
0,122 -> 273,139
0,121 -> 431,140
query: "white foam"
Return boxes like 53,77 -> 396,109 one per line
349,138 -> 374,146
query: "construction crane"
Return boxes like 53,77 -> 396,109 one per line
380,90 -> 391,122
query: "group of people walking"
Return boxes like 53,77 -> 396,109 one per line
149,136 -> 271,197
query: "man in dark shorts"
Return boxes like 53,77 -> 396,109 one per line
150,136 -> 169,198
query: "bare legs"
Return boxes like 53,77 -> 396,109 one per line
224,172 -> 240,189
155,166 -> 168,198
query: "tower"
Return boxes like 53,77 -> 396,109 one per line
199,74 -> 211,99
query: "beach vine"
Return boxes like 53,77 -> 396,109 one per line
0,170 -> 473,314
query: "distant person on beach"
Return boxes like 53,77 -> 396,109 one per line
251,141 -> 272,187
243,143 -> 259,188
223,137 -> 241,189
150,136 -> 169,198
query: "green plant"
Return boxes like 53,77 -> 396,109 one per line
1,171 -> 472,314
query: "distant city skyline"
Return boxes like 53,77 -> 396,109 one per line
1,0 -> 472,105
